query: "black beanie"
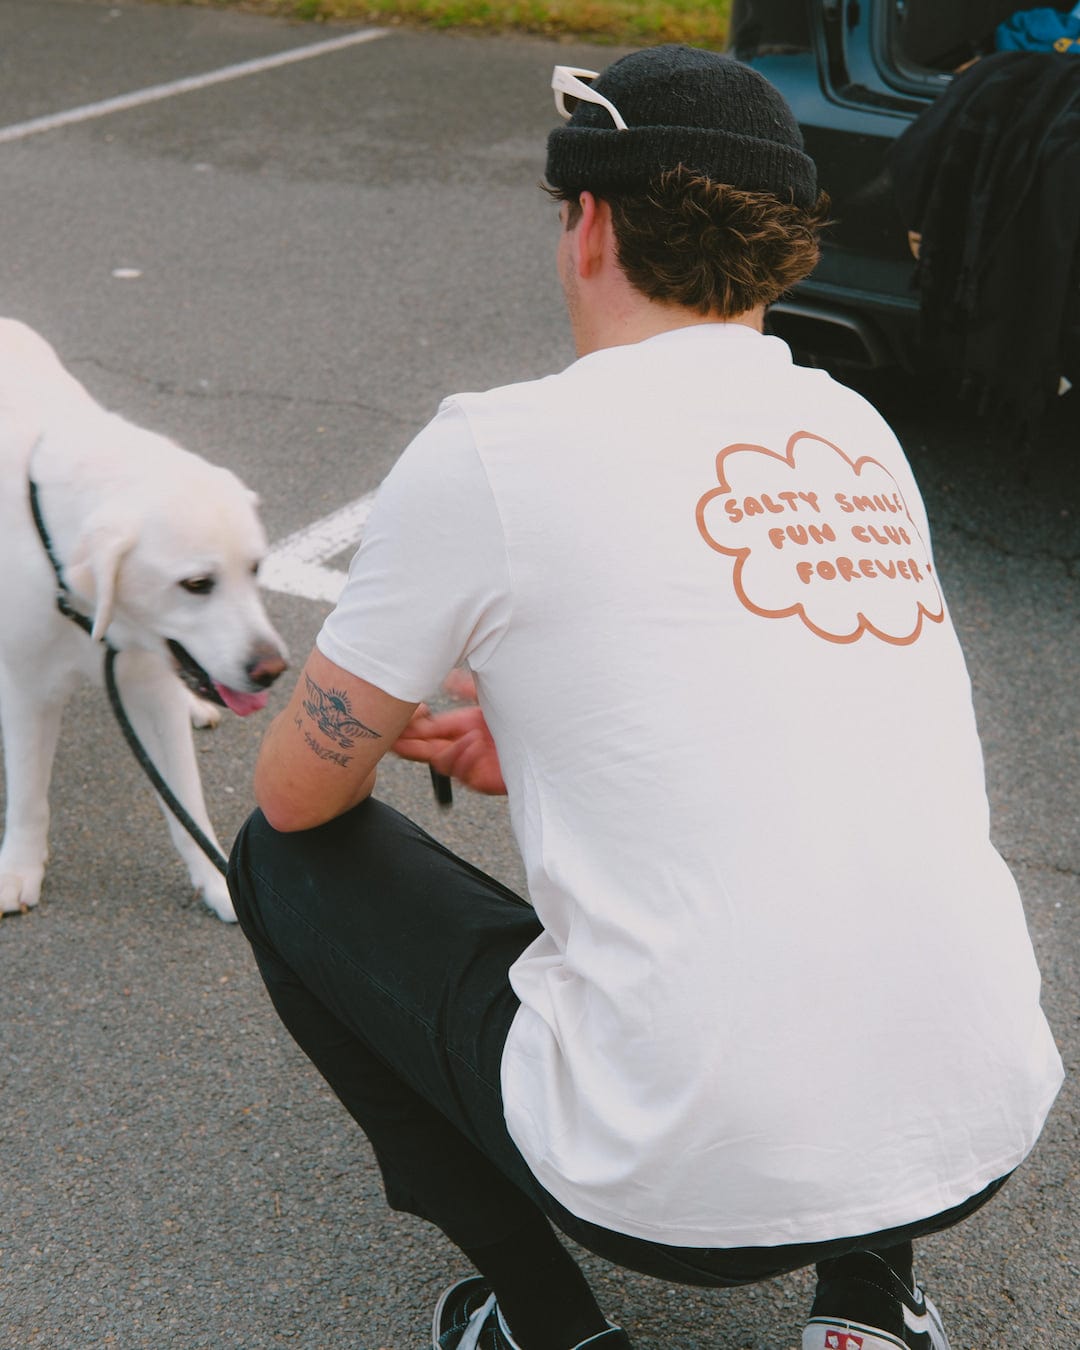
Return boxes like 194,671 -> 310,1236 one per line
545,45 -> 818,210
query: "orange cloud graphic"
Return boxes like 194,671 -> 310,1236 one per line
696,431 -> 945,645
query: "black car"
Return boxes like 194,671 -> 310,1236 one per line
731,0 -> 1061,370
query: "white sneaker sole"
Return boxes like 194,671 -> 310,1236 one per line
803,1319 -> 909,1350
803,1292 -> 950,1350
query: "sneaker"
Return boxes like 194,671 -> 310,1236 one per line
432,1275 -> 633,1350
433,1276 -> 500,1350
802,1252 -> 951,1350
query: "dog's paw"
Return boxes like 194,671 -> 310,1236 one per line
186,690 -> 223,730
0,864 -> 44,914
196,873 -> 237,923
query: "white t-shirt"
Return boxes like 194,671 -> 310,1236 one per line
318,324 -> 1063,1247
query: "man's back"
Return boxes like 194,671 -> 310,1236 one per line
345,322 -> 1062,1245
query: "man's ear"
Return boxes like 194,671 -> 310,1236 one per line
574,191 -> 609,279
66,526 -> 136,641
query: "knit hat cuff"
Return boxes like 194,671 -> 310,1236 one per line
546,125 -> 818,209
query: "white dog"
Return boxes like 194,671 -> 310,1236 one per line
0,319 -> 288,921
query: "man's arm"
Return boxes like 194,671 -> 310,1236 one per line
254,646 -> 418,832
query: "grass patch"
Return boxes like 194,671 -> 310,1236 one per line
163,0 -> 732,48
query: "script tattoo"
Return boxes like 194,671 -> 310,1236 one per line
303,732 -> 351,768
302,674 -> 381,749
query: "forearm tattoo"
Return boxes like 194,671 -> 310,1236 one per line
301,674 -> 381,751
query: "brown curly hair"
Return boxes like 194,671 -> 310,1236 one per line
548,167 -> 831,318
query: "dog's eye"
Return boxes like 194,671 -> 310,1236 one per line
250,561 -> 261,577
180,576 -> 216,596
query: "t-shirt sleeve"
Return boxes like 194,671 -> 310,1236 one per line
316,399 -> 511,702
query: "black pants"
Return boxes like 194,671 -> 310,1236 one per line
227,798 -> 1006,1289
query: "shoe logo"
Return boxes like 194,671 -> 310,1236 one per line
824,1334 -> 864,1350
904,1303 -> 930,1333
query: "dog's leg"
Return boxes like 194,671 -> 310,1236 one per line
112,649 -> 235,922
0,666 -> 70,913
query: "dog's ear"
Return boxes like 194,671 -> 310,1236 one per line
66,527 -> 136,642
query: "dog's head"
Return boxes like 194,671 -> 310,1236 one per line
63,428 -> 288,714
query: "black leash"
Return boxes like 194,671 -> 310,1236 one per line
101,649 -> 229,876
28,475 -> 229,877
430,763 -> 453,809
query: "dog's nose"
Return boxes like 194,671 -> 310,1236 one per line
247,646 -> 288,688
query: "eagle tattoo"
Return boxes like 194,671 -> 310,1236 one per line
302,674 -> 380,749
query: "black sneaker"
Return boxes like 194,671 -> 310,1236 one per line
432,1275 -> 633,1350
802,1252 -> 951,1350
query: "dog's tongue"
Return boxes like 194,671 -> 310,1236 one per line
214,683 -> 270,717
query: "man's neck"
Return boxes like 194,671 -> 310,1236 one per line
571,301 -> 765,358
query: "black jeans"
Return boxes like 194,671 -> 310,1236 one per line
227,797 -> 1007,1288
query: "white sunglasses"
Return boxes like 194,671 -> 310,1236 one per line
551,66 -> 628,132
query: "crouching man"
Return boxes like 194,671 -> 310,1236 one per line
228,45 -> 1062,1350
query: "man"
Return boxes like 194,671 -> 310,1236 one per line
228,46 -> 1062,1350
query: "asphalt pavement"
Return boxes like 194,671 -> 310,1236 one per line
0,3 -> 1076,1346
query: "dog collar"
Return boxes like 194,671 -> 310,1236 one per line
27,470 -> 98,640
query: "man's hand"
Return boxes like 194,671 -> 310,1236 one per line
392,672 -> 507,796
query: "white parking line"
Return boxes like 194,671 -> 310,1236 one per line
261,492 -> 378,603
0,28 -> 389,145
